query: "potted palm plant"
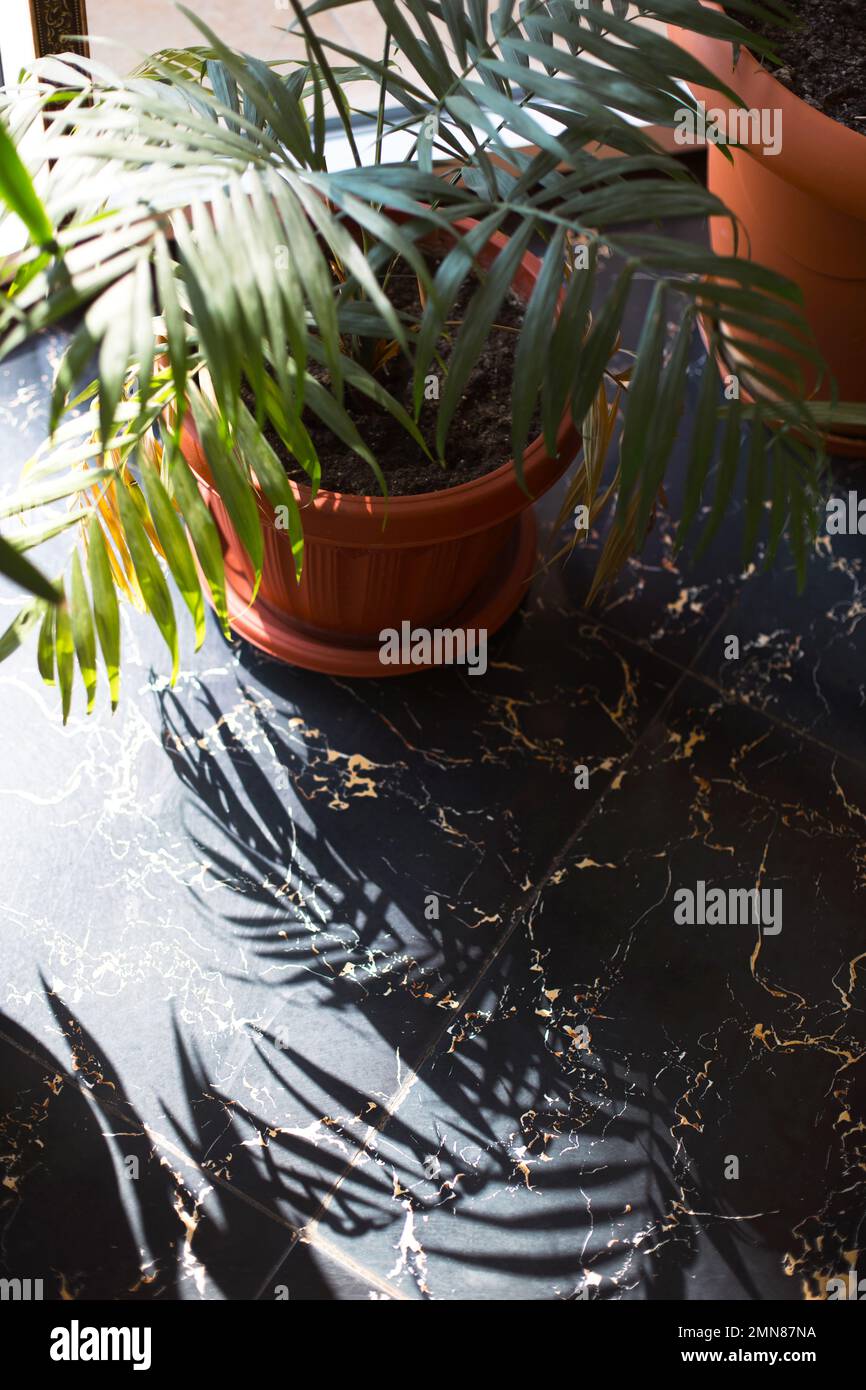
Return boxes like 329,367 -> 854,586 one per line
0,0 -> 825,709
668,0 -> 866,451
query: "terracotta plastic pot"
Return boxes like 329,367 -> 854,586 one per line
181,224 -> 580,676
668,3 -> 866,448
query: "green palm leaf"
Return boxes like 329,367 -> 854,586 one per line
0,0 -> 826,716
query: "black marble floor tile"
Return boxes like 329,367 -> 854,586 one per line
692,457 -> 866,766
288,678 -> 866,1300
0,603 -> 675,1288
2,237 -> 864,1303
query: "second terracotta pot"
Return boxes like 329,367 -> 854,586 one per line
668,3 -> 866,437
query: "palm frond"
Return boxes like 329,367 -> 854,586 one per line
0,0 -> 827,717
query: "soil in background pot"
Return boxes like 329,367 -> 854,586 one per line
736,0 -> 866,133
242,268 -> 542,498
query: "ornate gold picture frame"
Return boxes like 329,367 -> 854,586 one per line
29,0 -> 90,58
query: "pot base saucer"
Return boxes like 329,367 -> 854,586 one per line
220,510 -> 538,676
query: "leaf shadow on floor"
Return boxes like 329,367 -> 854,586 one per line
0,997 -> 365,1300
148,675 -> 798,1300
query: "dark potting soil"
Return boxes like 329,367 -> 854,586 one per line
735,0 -> 866,133
244,271 -> 539,498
